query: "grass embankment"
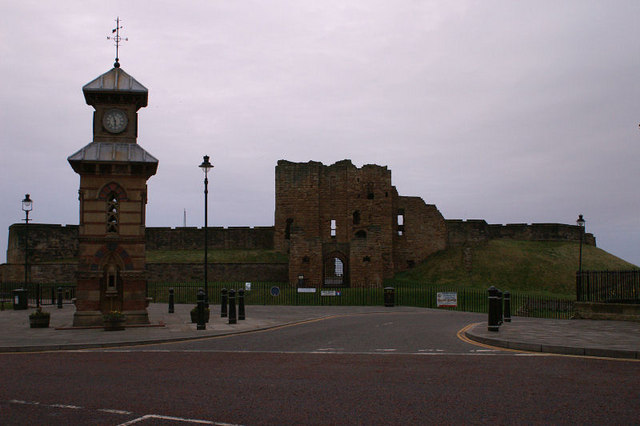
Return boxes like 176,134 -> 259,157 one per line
146,249 -> 288,264
392,239 -> 638,297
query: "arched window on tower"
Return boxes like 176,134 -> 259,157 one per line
324,256 -> 345,287
106,192 -> 119,234
105,264 -> 119,294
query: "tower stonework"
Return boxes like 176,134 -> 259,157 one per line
68,67 -> 158,326
275,160 -> 447,287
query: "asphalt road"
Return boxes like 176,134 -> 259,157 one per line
1,310 -> 638,425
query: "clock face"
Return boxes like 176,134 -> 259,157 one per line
102,109 -> 128,134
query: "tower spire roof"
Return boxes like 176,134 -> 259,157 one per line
82,67 -> 148,108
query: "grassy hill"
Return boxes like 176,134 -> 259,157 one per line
391,239 -> 638,297
145,241 -> 637,298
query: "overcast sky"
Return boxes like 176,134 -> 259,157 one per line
1,1 -> 639,266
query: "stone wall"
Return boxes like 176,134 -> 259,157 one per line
6,224 -> 276,263
574,302 -> 640,322
393,196 -> 448,273
0,262 -> 288,284
446,220 -> 596,247
7,224 -> 78,263
146,226 -> 275,250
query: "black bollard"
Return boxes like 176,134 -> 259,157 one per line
503,291 -> 511,323
57,287 -> 63,309
238,289 -> 245,320
497,289 -> 503,325
196,288 -> 206,330
228,289 -> 237,324
168,288 -> 175,314
488,286 -> 501,332
221,288 -> 228,317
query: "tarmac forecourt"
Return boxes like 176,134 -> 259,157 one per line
0,304 -> 638,360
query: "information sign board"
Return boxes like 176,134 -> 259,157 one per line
437,292 -> 458,307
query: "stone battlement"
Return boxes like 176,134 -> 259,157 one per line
446,219 -> 596,247
6,224 -> 275,263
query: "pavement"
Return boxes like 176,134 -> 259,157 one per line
0,303 -> 638,359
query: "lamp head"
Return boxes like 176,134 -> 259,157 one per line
199,155 -> 214,176
576,214 -> 585,228
21,194 -> 33,212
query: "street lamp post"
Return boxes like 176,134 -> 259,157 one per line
199,155 -> 214,307
21,194 -> 35,307
576,214 -> 586,301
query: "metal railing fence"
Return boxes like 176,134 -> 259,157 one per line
148,281 -> 575,319
576,270 -> 640,303
0,282 -> 76,307
0,281 -> 576,319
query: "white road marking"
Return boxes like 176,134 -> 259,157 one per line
375,348 -> 397,352
50,404 -> 83,409
315,348 -> 344,351
6,399 -> 239,426
118,414 -> 239,425
99,408 -> 133,415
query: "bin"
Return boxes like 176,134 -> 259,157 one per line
13,288 -> 28,310
384,287 -> 395,307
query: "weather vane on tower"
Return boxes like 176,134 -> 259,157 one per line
107,17 -> 128,68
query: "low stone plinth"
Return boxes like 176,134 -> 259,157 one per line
574,302 -> 640,322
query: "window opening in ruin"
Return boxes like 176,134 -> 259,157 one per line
106,192 -> 119,233
330,219 -> 337,237
353,210 -> 360,225
367,183 -> 374,199
324,256 -> 345,286
303,256 -> 310,263
397,209 -> 405,236
407,260 -> 415,268
334,258 -> 343,275
285,218 -> 293,240
363,256 -> 371,262
355,230 -> 367,239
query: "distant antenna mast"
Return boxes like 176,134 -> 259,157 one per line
183,209 -> 187,227
107,17 -> 128,68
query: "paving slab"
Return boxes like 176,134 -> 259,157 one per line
465,317 -> 640,359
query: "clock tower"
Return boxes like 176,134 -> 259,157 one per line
68,65 -> 158,326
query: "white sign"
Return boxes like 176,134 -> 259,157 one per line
321,290 -> 342,297
245,282 -> 251,291
297,288 -> 316,293
437,292 -> 458,307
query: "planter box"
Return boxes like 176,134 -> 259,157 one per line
29,317 -> 50,328
104,319 -> 126,331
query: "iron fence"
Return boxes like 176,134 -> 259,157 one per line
0,282 -> 76,307
0,281 -> 576,319
576,270 -> 640,303
148,281 -> 575,319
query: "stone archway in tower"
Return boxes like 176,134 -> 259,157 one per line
323,252 -> 349,287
